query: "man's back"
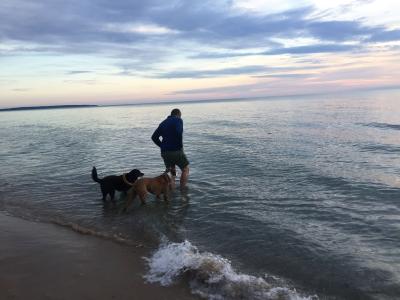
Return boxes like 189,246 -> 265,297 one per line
151,115 -> 183,152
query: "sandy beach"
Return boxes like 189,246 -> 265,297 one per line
0,212 -> 197,300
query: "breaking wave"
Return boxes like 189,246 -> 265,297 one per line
144,240 -> 317,300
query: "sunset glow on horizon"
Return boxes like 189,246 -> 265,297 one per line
1,0 -> 400,108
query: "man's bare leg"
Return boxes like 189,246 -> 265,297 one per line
180,165 -> 189,189
169,166 -> 176,190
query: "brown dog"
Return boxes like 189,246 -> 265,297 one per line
123,170 -> 174,211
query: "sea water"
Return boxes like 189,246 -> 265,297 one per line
1,89 -> 400,299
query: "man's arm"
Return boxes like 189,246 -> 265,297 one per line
176,119 -> 183,148
151,127 -> 162,148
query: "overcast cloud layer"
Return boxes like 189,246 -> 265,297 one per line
1,1 -> 399,53
1,0 -> 400,106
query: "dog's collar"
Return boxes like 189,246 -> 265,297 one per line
122,174 -> 135,186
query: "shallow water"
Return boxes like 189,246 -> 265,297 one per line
1,89 -> 400,299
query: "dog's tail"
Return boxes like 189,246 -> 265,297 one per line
91,166 -> 102,183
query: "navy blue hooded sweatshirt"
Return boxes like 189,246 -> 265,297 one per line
151,115 -> 183,152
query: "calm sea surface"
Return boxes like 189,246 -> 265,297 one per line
1,90 -> 400,299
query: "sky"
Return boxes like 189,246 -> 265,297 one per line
1,0 -> 400,108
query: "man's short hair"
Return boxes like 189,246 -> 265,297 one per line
171,108 -> 181,116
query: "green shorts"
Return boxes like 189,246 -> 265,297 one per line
161,149 -> 189,170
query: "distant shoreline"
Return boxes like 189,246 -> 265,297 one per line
0,104 -> 98,112
0,94 -> 317,112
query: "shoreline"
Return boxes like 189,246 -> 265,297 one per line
0,212 -> 197,300
0,105 -> 98,112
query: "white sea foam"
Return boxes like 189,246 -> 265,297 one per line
144,240 -> 317,300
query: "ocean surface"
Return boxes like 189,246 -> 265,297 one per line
1,89 -> 400,300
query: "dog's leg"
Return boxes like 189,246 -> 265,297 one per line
100,186 -> 107,202
123,188 -> 137,212
138,191 -> 147,205
163,186 -> 170,202
170,169 -> 176,190
102,195 -> 107,202
163,193 -> 169,202
110,189 -> 116,204
119,191 -> 127,202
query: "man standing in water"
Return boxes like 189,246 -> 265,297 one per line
152,108 -> 189,189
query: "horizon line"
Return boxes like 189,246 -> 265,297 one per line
1,85 -> 400,111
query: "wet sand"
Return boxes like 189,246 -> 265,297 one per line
0,212 -> 197,300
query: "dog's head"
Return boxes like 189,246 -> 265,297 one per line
126,169 -> 144,182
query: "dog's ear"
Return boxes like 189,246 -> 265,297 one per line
130,169 -> 143,177
135,169 -> 144,177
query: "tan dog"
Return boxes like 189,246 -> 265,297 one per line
123,170 -> 174,211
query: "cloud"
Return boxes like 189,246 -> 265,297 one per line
368,29 -> 400,42
193,6 -> 312,40
152,63 -> 326,79
190,43 -> 359,59
102,23 -> 180,35
1,0 -> 400,89
1,0 -> 398,58
264,44 -> 359,55
12,88 -> 31,92
153,65 -> 276,79
315,66 -> 400,81
0,0 -> 162,45
189,52 -> 254,59
66,71 -> 92,75
63,79 -> 98,85
170,83 -> 262,94
253,73 -> 313,78
306,21 -> 375,41
152,65 -> 268,78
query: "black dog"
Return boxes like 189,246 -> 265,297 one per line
91,166 -> 144,202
